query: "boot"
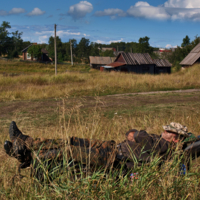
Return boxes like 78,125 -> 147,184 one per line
9,121 -> 29,141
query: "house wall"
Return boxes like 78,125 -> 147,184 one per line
91,64 -> 105,69
155,67 -> 171,74
119,65 -> 155,74
22,52 -> 26,60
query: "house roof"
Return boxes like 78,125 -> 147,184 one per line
154,59 -> 172,67
115,52 -> 154,65
41,48 -> 48,54
89,56 -> 115,64
22,44 -> 48,54
106,62 -> 125,67
21,44 -> 33,52
180,42 -> 200,66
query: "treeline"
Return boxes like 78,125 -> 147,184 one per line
0,21 -> 31,58
45,35 -> 158,63
1,21 -> 200,69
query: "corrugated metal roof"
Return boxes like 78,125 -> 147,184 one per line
89,56 -> 114,64
106,62 -> 125,67
154,59 -> 172,67
116,52 -> 154,65
180,42 -> 200,65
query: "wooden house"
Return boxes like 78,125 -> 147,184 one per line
180,43 -> 200,67
89,56 -> 115,69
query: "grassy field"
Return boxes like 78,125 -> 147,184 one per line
0,60 -> 200,199
0,60 -> 200,101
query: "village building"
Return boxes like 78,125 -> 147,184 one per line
89,56 -> 115,69
154,59 -> 172,74
21,43 -> 51,62
180,42 -> 200,67
101,52 -> 171,74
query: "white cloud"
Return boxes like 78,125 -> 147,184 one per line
68,1 -> 93,20
95,40 -> 106,44
95,0 -> 200,21
127,3 -> 170,20
83,33 -> 90,36
27,8 -> 45,16
135,1 -> 150,7
109,38 -> 123,44
95,8 -> 126,18
9,8 -> 25,14
38,35 -> 48,44
57,30 -> 81,36
164,0 -> 200,8
166,44 -> 177,48
0,8 -> 25,16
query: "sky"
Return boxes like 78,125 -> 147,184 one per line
0,0 -> 200,48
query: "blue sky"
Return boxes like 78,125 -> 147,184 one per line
0,0 -> 200,48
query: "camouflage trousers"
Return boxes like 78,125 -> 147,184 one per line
30,136 -> 117,169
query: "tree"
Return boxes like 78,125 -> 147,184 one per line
48,36 -> 65,62
77,37 -> 90,59
90,42 -> 99,56
0,21 -> 11,56
99,50 -> 114,57
138,36 -> 150,53
181,35 -> 190,47
27,45 -> 42,60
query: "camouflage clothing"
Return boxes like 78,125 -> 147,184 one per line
163,122 -> 189,137
4,121 -> 200,180
118,130 -> 174,168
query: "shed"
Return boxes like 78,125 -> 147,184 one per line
89,56 -> 115,69
180,42 -> 200,67
154,59 -> 172,74
104,52 -> 155,74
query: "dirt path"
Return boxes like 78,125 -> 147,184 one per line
1,88 -> 200,128
106,89 -> 200,96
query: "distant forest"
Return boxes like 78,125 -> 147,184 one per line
0,21 -> 200,69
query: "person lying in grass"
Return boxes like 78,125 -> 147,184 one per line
4,121 -> 199,180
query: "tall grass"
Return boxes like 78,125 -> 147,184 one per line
0,63 -> 200,101
1,99 -> 200,199
1,61 -> 200,199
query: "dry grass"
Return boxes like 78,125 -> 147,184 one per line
1,102 -> 200,199
0,61 -> 200,101
0,60 -> 200,199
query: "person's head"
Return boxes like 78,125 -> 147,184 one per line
162,122 -> 189,143
125,129 -> 138,142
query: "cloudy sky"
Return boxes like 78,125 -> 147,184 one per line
1,0 -> 200,48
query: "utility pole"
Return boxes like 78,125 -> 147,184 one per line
117,46 -> 118,52
54,24 -> 57,75
70,40 -> 73,66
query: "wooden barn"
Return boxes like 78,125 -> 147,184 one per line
154,59 -> 172,74
103,52 -> 155,74
89,56 -> 115,69
180,42 -> 200,67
